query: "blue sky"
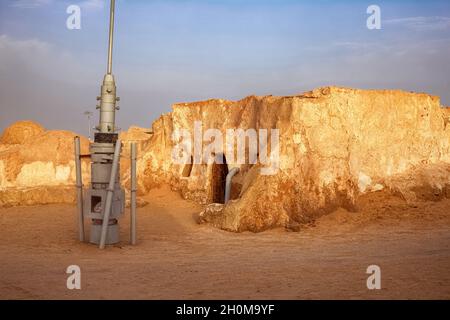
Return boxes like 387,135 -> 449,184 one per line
0,0 -> 449,134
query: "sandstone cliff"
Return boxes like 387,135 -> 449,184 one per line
138,87 -> 450,231
0,121 -> 90,206
1,87 -> 449,232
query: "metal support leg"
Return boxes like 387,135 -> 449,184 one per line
130,142 -> 137,245
99,140 -> 122,249
74,137 -> 85,242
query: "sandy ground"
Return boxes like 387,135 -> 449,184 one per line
0,186 -> 449,300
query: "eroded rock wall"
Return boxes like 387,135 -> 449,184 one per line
138,87 -> 450,231
0,121 -> 90,205
1,87 -> 449,233
0,122 -> 151,206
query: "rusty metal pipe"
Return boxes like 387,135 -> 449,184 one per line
224,167 -> 240,203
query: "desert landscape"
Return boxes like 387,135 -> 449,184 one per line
0,186 -> 449,299
1,86 -> 450,299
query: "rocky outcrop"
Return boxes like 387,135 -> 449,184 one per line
1,87 -> 449,233
0,120 -> 44,145
119,125 -> 153,156
0,122 -> 90,205
0,122 -> 151,206
138,87 -> 450,231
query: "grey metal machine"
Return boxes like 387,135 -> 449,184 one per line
74,0 -> 137,249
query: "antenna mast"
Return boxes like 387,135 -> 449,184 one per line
96,0 -> 119,134
107,0 -> 115,75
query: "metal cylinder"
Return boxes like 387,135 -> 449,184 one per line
224,167 -> 240,203
74,136 -> 85,242
99,140 -> 122,249
107,0 -> 115,75
98,0 -> 118,134
98,74 -> 117,133
130,142 -> 137,245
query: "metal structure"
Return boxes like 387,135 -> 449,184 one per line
83,111 -> 93,141
130,143 -> 137,245
224,167 -> 240,203
74,0 -> 137,248
74,137 -> 85,242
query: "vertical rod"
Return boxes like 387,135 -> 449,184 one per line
107,0 -> 115,75
88,115 -> 92,142
74,137 -> 85,242
130,142 -> 137,245
225,167 -> 240,203
99,140 -> 121,249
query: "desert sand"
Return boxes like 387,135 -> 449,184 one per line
0,185 -> 449,300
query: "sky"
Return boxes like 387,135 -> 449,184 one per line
0,0 -> 449,135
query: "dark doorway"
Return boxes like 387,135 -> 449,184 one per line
211,154 -> 228,203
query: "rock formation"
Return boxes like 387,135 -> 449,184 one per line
1,87 -> 449,232
0,121 -> 90,206
0,120 -> 45,145
0,121 -> 154,206
139,87 -> 450,231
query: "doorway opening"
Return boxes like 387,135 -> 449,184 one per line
211,153 -> 228,203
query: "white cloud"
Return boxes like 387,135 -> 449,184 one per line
0,34 -> 51,61
0,34 -> 98,86
80,0 -> 104,10
0,34 -> 102,134
9,0 -> 105,10
9,0 -> 53,8
385,16 -> 450,31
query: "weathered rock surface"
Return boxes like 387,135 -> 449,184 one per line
139,87 -> 450,231
0,122 -> 90,205
119,125 -> 153,156
0,123 -> 151,205
1,87 -> 449,233
0,120 -> 44,145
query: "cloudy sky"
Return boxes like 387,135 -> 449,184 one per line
0,0 -> 449,135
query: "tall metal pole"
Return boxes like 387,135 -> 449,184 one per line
74,137 -> 85,242
107,0 -> 115,75
98,0 -> 118,133
130,142 -> 137,245
99,140 -> 122,249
